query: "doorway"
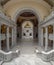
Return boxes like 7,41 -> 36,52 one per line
22,21 -> 33,39
16,11 -> 39,54
16,11 -> 38,41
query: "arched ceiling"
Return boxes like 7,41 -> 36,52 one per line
1,0 -> 53,21
1,0 -> 54,7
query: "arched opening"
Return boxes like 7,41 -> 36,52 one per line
1,24 -> 12,51
16,10 -> 39,54
43,25 -> 53,50
22,21 -> 33,39
1,24 -> 7,51
16,11 -> 38,41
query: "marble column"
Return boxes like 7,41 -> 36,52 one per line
14,26 -> 17,45
12,26 -> 17,46
12,28 -> 14,47
0,24 -> 1,50
41,28 -> 43,47
45,26 -> 48,51
53,25 -> 54,49
6,26 -> 10,51
38,26 -> 41,46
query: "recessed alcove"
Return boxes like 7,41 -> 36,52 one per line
16,11 -> 38,41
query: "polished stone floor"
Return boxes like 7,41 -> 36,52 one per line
2,54 -> 52,65
11,39 -> 44,54
2,39 -> 54,65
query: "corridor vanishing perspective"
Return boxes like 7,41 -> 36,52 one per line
16,11 -> 38,40
12,40 -> 39,54
0,0 -> 54,65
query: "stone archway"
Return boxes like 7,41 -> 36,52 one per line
13,8 -> 41,45
16,10 -> 39,41
8,8 -> 43,54
13,8 -> 41,22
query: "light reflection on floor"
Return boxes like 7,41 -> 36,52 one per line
2,39 -> 54,65
3,54 -> 51,65
11,39 -> 44,54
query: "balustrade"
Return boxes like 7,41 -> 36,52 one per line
36,49 -> 54,62
0,49 -> 20,62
